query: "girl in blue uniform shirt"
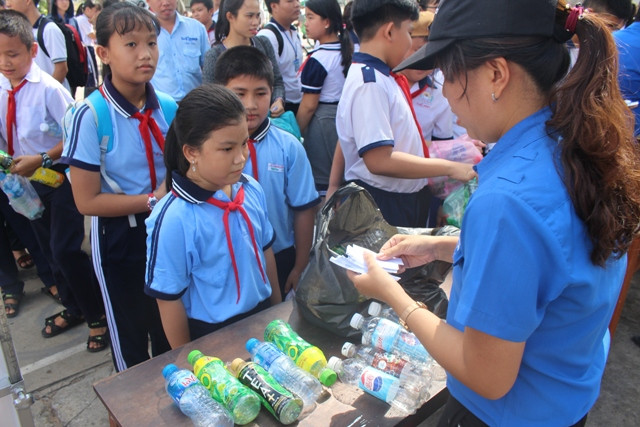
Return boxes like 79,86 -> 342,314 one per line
145,85 -> 281,348
62,2 -> 172,372
296,0 -> 352,195
349,1 -> 640,426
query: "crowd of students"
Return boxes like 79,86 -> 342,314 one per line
0,0 -> 639,424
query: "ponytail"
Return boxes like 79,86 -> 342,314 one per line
306,0 -> 352,76
549,0 -> 640,265
338,24 -> 353,77
163,123 -> 188,192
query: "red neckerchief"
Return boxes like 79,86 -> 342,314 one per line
98,86 -> 165,190
206,186 -> 266,303
247,139 -> 259,181
6,79 -> 28,156
390,72 -> 430,158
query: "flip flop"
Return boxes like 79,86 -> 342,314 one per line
41,310 -> 84,338
3,293 -> 22,318
41,286 -> 62,304
15,254 -> 34,269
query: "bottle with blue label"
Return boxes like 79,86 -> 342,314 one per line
0,170 -> 44,220
162,364 -> 234,427
327,356 -> 424,414
350,313 -> 432,364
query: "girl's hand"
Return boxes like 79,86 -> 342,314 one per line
270,98 -> 285,118
347,252 -> 404,303
11,155 -> 41,178
378,234 -> 440,269
448,161 -> 477,182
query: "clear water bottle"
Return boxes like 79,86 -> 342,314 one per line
40,119 -> 63,139
162,364 -> 234,427
246,337 -> 322,410
351,313 -> 432,364
341,342 -> 431,394
368,301 -> 400,322
0,171 -> 44,219
327,356 -> 424,414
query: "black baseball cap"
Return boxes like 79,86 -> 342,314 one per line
395,0 -> 558,71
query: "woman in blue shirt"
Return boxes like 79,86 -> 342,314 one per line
348,1 -> 640,426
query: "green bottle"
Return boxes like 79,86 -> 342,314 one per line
264,320 -> 337,386
187,350 -> 261,425
230,358 -> 303,425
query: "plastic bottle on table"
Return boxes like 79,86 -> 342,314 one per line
40,119 -> 63,139
162,364 -> 234,427
246,338 -> 322,409
327,356 -> 425,414
187,350 -> 261,425
368,301 -> 400,322
229,358 -> 303,425
351,313 -> 432,364
0,171 -> 44,219
264,320 -> 337,386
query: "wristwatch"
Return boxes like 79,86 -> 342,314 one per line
40,152 -> 53,168
147,193 -> 158,211
399,301 -> 427,331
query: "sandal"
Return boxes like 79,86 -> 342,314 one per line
41,286 -> 62,304
41,310 -> 84,338
15,254 -> 34,269
87,318 -> 109,353
3,293 -> 23,318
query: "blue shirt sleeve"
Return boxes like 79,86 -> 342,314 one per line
300,57 -> 328,94
61,103 -> 100,171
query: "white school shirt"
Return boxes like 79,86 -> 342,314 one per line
75,14 -> 94,46
0,63 -> 72,158
412,71 -> 454,140
336,52 -> 428,194
300,41 -> 345,103
257,19 -> 303,103
32,16 -> 70,92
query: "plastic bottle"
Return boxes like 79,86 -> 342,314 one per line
351,313 -> 432,364
187,350 -> 261,425
0,171 -> 44,219
0,150 -> 13,169
264,320 -> 337,386
327,356 -> 424,414
229,358 -> 303,425
368,301 -> 400,322
246,338 -> 322,409
162,364 -> 234,427
40,119 -> 63,139
341,342 -> 432,389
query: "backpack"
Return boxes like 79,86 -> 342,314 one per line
263,22 -> 284,57
36,16 -> 89,88
62,89 -> 178,226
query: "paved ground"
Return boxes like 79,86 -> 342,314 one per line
4,254 -> 640,426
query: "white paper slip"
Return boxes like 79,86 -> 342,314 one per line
330,255 -> 402,281
345,244 -> 403,272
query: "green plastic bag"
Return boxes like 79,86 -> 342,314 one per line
443,178 -> 478,228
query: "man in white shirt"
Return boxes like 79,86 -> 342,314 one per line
6,0 -> 70,92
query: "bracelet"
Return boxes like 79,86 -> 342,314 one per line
399,301 -> 427,331
147,192 -> 158,212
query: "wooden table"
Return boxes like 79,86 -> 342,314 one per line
93,300 -> 448,427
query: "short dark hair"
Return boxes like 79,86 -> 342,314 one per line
190,0 -> 214,10
265,0 -> 279,14
352,4 -> 419,42
213,45 -> 274,88
0,10 -> 34,50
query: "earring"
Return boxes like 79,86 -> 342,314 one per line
491,92 -> 499,102
191,161 -> 196,172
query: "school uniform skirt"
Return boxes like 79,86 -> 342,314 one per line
303,102 -> 339,195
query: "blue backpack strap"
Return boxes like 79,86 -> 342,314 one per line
84,89 -> 113,153
155,90 -> 178,126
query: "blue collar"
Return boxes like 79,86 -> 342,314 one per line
418,75 -> 433,89
269,17 -> 295,32
171,171 -> 248,204
352,52 -> 391,76
102,75 -> 159,118
250,118 -> 271,142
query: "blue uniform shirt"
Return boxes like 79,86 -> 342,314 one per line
151,12 -> 209,101
62,76 -> 170,195
243,119 -> 320,253
145,172 -> 275,324
447,107 -> 626,426
614,22 -> 640,136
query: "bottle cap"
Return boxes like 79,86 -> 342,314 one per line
229,358 -> 246,375
246,338 -> 260,353
187,349 -> 203,365
341,342 -> 355,358
326,357 -> 342,373
39,123 -> 50,132
350,313 -> 364,329
368,301 -> 382,316
319,367 -> 337,386
162,363 -> 178,379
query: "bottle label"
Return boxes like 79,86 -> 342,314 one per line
237,363 -> 300,421
396,331 -> 429,362
371,352 -> 407,378
369,319 -> 400,352
358,367 -> 398,401
265,322 -> 311,362
195,362 -> 247,409
296,347 -> 325,373
166,371 -> 199,404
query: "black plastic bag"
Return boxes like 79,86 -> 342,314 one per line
295,183 -> 456,338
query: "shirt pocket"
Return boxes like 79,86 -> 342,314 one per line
182,46 -> 202,74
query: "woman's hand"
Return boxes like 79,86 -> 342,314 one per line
347,252 -> 405,304
378,234 -> 446,269
270,98 -> 285,118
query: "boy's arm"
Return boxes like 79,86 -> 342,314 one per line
326,142 -> 345,200
52,61 -> 68,84
156,299 -> 190,349
11,141 -> 63,177
264,248 -> 282,305
362,146 -> 476,181
296,93 -> 319,134
285,207 -> 315,293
